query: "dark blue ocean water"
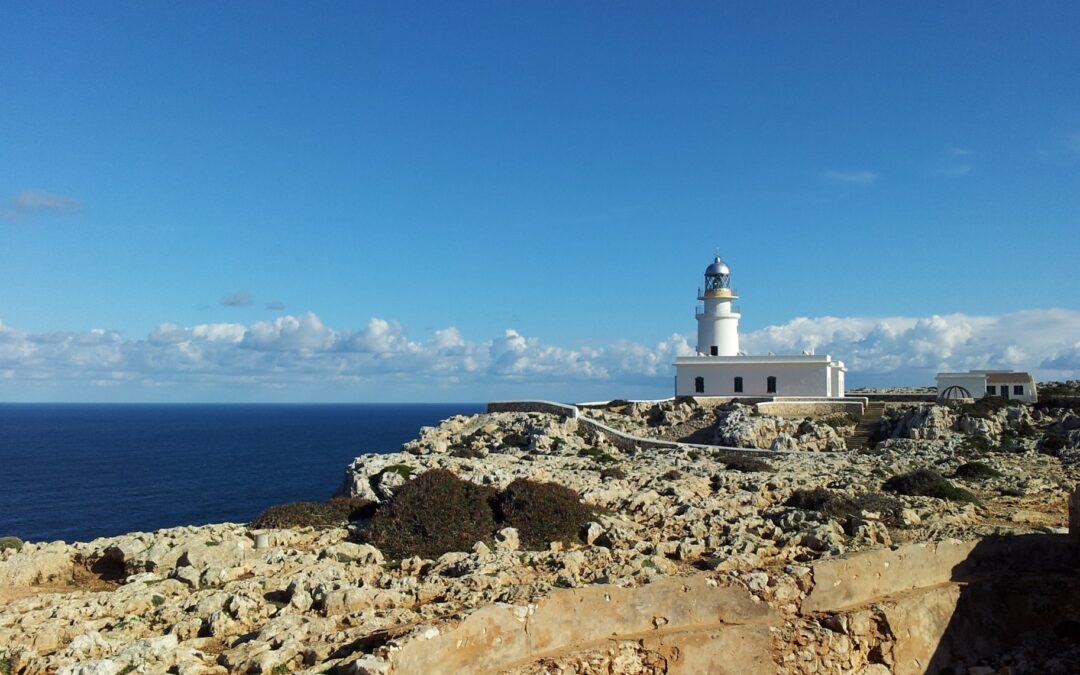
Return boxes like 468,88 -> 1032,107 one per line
0,403 -> 482,544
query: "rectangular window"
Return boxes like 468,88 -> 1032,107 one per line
694,376 -> 705,393
1013,385 -> 1024,395
734,376 -> 743,393
766,376 -> 777,394
710,346 -> 718,356
986,385 -> 996,395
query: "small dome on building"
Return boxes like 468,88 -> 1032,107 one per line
705,256 -> 730,276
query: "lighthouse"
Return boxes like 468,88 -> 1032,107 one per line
696,256 -> 741,356
676,254 -> 848,398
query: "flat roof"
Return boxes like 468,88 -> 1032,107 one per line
675,354 -> 844,368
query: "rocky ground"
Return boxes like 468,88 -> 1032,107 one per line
1,398 -> 1078,674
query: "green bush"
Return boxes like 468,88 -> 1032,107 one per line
0,536 -> 23,552
721,455 -> 774,473
953,461 -> 1003,480
660,469 -> 682,481
883,469 -> 979,504
600,466 -> 628,480
363,469 -> 498,559
380,464 -> 415,480
494,478 -> 595,550
502,432 -> 529,448
252,497 -> 376,529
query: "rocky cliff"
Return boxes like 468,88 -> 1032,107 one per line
1,401 -> 1078,674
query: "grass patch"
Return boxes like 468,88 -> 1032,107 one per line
953,461 -> 1003,480
0,536 -> 23,553
271,663 -> 290,675
686,449 -> 701,461
251,497 -> 376,530
883,468 -> 979,504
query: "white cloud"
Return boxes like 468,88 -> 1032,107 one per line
0,309 -> 1077,398
1,190 -> 81,221
221,291 -> 254,307
823,170 -> 879,186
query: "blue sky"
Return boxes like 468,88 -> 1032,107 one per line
1,2 -> 1078,402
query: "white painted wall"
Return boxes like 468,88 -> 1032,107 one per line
675,359 -> 841,397
935,374 -> 987,399
696,297 -> 740,356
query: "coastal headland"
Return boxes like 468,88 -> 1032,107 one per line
2,395 -> 1079,674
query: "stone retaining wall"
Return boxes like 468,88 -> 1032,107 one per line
755,400 -> 864,419
486,400 -> 789,455
390,575 -> 779,674
385,534 -> 1080,674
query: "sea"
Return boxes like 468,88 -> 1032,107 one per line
0,403 -> 482,544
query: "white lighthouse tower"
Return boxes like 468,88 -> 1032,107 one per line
696,256 -> 741,356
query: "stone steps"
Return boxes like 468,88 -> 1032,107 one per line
848,401 -> 886,451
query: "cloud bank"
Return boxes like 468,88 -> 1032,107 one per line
0,310 -> 1077,400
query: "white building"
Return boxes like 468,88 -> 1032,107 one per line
936,370 -> 1038,403
674,256 -> 847,398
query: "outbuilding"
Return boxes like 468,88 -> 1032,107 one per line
936,370 -> 1038,403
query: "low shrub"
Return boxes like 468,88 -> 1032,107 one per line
686,450 -> 701,461
600,466 -> 628,480
785,488 -> 903,524
720,455 -> 774,473
502,432 -> 529,448
363,469 -> 498,559
578,447 -> 618,464
450,446 -> 486,459
960,436 -> 993,454
380,464 -> 415,480
953,461 -> 1003,480
883,469 -> 979,504
1039,434 -> 1069,456
0,536 -> 23,552
660,469 -> 682,481
495,478 -> 595,550
954,396 -> 1020,419
251,497 -> 376,530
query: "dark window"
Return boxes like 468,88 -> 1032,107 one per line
986,385 -> 996,395
694,376 -> 705,393
766,376 -> 777,394
710,345 -> 718,356
1013,385 -> 1023,395
734,376 -> 743,393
